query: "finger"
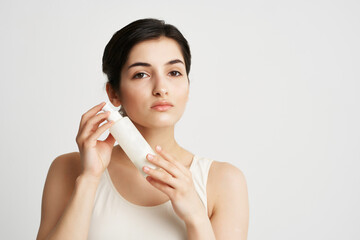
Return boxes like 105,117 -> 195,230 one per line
81,111 -> 111,137
79,102 -> 106,131
155,146 -> 188,174
147,154 -> 182,178
143,166 -> 179,189
78,111 -> 109,141
146,176 -> 174,197
88,120 -> 115,142
104,132 -> 116,146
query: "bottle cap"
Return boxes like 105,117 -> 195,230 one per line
102,102 -> 122,122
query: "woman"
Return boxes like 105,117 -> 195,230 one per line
36,18 -> 249,240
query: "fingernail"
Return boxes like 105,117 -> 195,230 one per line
144,166 -> 150,172
156,145 -> 161,151
147,154 -> 154,160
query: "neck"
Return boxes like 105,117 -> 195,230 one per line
134,124 -> 181,154
113,123 -> 193,168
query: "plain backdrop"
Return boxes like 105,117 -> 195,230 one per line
0,0 -> 359,239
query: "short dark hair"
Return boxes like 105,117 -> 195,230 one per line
102,18 -> 191,95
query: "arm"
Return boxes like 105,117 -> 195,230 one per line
183,162 -> 249,239
185,214 -> 216,240
36,102 -> 115,240
209,162 -> 249,239
36,153 -> 100,240
143,148 -> 249,239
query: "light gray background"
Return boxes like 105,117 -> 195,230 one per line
0,0 -> 359,239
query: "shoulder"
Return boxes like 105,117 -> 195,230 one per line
44,151 -> 83,200
49,152 -> 81,174
43,151 -> 83,211
208,160 -> 247,188
207,160 -> 248,214
207,161 -> 249,238
37,152 -> 82,240
46,152 -> 82,183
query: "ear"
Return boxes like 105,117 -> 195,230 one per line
106,83 -> 121,107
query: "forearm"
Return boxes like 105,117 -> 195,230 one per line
46,175 -> 99,240
185,214 -> 216,240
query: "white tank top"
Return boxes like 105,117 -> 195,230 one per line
87,155 -> 214,240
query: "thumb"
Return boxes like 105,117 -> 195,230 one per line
104,132 -> 116,146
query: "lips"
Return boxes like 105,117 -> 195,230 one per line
151,100 -> 173,107
151,101 -> 173,111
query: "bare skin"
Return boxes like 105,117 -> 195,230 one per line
37,146 -> 248,239
36,37 -> 249,240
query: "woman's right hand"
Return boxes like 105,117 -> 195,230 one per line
76,102 -> 116,180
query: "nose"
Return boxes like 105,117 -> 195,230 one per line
152,74 -> 169,97
152,87 -> 168,97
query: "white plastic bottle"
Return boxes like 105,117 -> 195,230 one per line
102,102 -> 157,177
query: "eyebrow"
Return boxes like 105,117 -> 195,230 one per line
127,59 -> 184,69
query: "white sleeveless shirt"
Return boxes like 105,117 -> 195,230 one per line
87,155 -> 214,240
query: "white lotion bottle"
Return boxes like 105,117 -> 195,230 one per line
102,102 -> 157,177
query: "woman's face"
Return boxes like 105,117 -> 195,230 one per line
119,36 -> 189,129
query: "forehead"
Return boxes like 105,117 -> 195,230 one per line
125,37 -> 184,66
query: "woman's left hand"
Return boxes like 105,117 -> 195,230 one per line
143,145 -> 206,224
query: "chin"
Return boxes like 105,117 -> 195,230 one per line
132,117 -> 177,128
128,111 -> 183,128
150,118 -> 179,128
145,116 -> 181,129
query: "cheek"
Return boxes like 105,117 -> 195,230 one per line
119,85 -> 142,109
175,84 -> 189,106
122,91 -> 142,110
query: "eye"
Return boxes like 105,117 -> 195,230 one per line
133,72 -> 149,79
169,71 -> 182,77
